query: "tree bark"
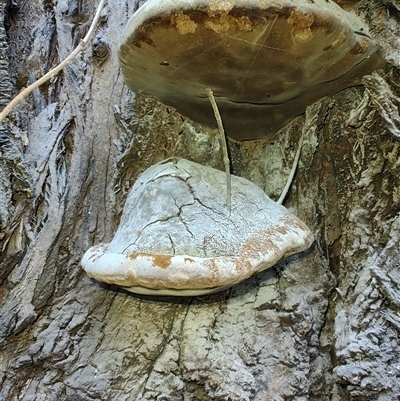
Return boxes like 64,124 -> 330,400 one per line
1,1 -> 399,400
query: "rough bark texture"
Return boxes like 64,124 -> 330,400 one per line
0,1 -> 399,400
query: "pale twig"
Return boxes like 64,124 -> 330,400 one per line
205,87 -> 231,213
277,131 -> 304,205
0,0 -> 107,123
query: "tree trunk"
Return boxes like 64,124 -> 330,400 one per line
1,1 -> 399,400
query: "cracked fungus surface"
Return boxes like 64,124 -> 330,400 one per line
118,0 -> 383,140
110,158 -> 300,257
81,158 -> 313,295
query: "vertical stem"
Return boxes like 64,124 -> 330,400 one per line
205,87 -> 231,213
277,131 -> 304,205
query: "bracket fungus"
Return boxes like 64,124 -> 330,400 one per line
118,0 -> 383,140
81,158 -> 314,296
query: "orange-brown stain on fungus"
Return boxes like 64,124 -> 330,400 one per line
287,10 -> 315,42
235,15 -> 252,32
172,13 -> 198,35
240,234 -> 277,256
275,226 -> 289,235
205,259 -> 219,280
128,252 -> 139,260
152,254 -> 173,269
127,252 -> 172,269
205,13 -> 234,33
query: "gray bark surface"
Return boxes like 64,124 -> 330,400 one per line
0,1 -> 399,400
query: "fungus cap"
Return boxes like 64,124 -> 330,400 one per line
118,0 -> 383,141
81,158 -> 314,296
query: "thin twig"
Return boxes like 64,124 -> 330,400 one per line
277,131 -> 304,205
0,0 -> 107,123
206,87 -> 231,213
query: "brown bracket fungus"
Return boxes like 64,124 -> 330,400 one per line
118,0 -> 384,141
81,158 -> 314,296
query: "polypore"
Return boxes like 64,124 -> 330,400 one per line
81,158 -> 314,296
118,0 -> 383,140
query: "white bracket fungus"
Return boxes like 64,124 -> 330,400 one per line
118,0 -> 383,140
81,158 -> 314,296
